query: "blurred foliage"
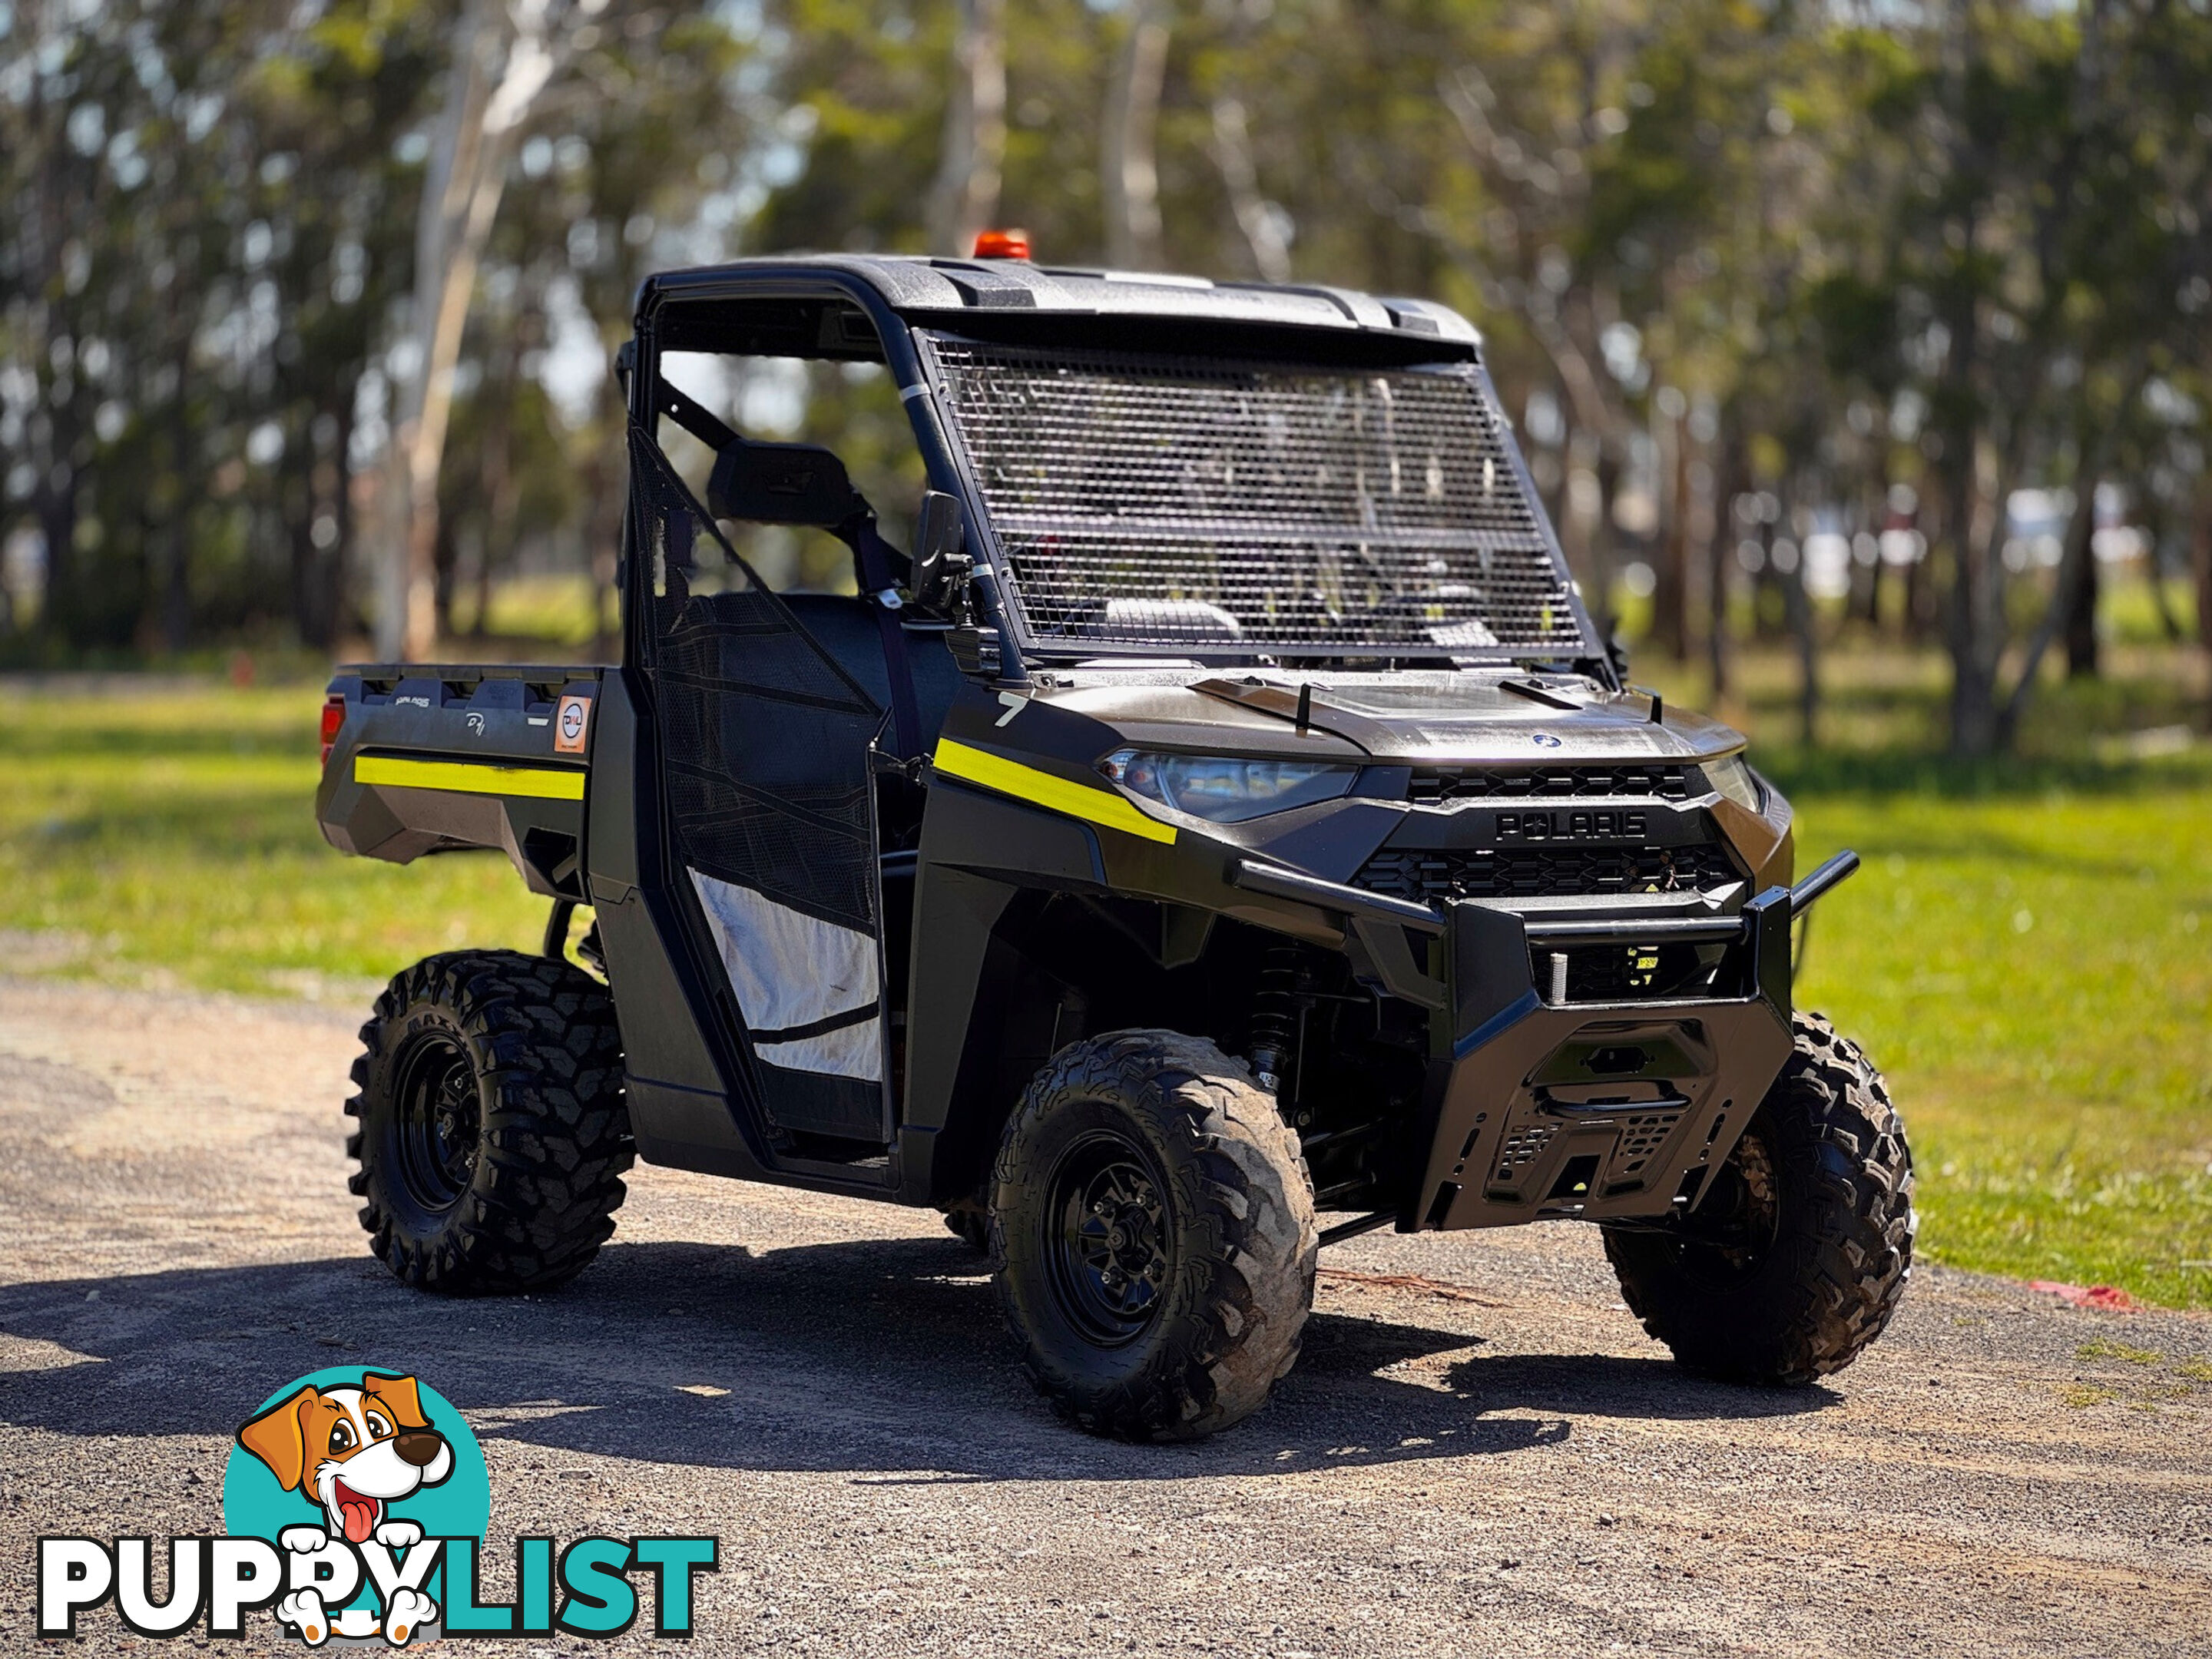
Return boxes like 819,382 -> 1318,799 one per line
655,350 -> 930,592
2,0 -> 2210,757
1,0 -> 756,657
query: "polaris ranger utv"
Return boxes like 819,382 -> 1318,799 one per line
317,252 -> 1913,1441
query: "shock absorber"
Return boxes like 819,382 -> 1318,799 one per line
1247,944 -> 1301,1095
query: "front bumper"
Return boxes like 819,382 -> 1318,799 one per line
1230,857 -> 1800,1232
1410,891 -> 1797,1229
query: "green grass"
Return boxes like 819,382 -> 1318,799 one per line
1,654 -> 2208,1309
1786,782 -> 2211,1310
0,684 -> 547,998
1630,634 -> 2212,1310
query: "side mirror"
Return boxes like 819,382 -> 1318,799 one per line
912,489 -> 972,613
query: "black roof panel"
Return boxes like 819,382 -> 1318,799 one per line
637,254 -> 1482,346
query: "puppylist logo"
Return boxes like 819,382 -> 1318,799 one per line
38,1366 -> 717,1644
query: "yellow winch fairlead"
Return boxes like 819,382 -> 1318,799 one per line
353,755 -> 587,802
931,738 -> 1177,845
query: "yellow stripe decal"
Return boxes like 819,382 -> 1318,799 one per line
932,737 -> 1177,845
355,754 -> 586,802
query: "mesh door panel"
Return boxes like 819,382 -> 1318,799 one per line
919,338 -> 1591,657
631,429 -> 882,937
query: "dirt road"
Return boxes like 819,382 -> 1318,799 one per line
1,978 -> 2206,1657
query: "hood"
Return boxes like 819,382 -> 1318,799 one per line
1035,669 -> 1743,767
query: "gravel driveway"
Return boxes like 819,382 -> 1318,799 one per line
1,979 -> 2206,1657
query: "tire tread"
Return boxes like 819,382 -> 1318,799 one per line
349,949 -> 632,1297
992,1029 -> 1317,1441
1605,1010 -> 1914,1384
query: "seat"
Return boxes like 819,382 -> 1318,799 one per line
776,592 -> 964,752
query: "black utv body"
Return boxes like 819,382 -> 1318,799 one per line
318,254 -> 1914,1440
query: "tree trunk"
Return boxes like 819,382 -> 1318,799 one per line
1995,464 -> 2101,750
2192,482 -> 2212,720
2061,480 -> 2100,677
1653,397 -> 1690,661
34,465 -> 77,649
1590,445 -> 1621,648
329,401 -> 359,647
1209,96 -> 1289,282
286,492 -> 319,651
1777,494 -> 1819,748
375,0 -> 564,662
587,425 -> 626,664
1102,0 -> 1170,270
926,0 -> 1007,257
1707,431 -> 1745,702
160,362 -> 194,654
304,399 -> 353,651
1943,435 -> 2005,759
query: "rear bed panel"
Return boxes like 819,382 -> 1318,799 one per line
317,664 -> 604,898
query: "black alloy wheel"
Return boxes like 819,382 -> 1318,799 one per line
392,1034 -> 481,1214
348,950 -> 633,1295
990,1029 -> 1317,1441
1044,1131 -> 1173,1346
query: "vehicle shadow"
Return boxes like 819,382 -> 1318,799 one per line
0,1235 -> 1836,1483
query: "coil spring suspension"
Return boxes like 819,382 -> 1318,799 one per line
1247,944 -> 1301,1094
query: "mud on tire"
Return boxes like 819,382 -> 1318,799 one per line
1603,1011 -> 1913,1385
347,950 -> 633,1296
990,1029 -> 1318,1442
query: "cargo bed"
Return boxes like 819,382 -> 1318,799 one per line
316,663 -> 605,899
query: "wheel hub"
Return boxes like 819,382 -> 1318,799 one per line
1686,1125 -> 1781,1277
1045,1132 -> 1173,1346
393,1034 -> 481,1214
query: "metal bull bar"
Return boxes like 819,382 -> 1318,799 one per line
1230,848 -> 1861,948
1229,849 -> 1863,1233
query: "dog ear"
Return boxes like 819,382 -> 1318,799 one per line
361,1373 -> 430,1430
237,1386 -> 320,1492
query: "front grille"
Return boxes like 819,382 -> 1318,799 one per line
1409,764 -> 1694,805
1355,844 -> 1736,906
918,338 -> 1594,657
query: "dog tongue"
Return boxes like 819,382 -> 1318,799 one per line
338,1492 -> 377,1544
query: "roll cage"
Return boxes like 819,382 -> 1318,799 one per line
619,257 -> 1614,689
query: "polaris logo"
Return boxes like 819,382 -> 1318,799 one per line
1495,810 -> 1647,840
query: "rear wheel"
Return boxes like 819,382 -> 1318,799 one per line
991,1030 -> 1316,1441
348,951 -> 632,1295
1603,1011 -> 1914,1384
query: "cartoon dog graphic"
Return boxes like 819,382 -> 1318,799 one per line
237,1373 -> 452,1645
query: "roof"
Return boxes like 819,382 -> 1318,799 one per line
637,253 -> 1482,347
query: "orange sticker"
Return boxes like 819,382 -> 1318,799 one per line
554,694 -> 592,755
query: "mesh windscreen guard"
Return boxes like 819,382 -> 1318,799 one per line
920,338 -> 1593,657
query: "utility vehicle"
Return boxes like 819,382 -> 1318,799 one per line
317,250 -> 1914,1440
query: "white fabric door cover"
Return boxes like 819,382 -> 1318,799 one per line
687,868 -> 882,1083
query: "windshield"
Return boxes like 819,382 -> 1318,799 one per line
918,336 -> 1598,662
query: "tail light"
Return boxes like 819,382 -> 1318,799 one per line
320,695 -> 346,768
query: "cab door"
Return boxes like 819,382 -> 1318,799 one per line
628,422 -> 892,1147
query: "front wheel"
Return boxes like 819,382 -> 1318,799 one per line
347,950 -> 632,1295
1603,1011 -> 1914,1385
991,1030 -> 1317,1441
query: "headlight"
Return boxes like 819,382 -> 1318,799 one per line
1704,753 -> 1766,813
1098,748 -> 1359,823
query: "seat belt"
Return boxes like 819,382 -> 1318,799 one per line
848,514 -> 922,761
